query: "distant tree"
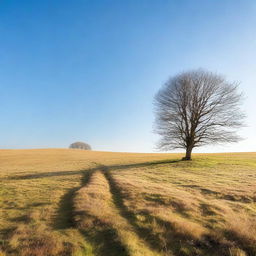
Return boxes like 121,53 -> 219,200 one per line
69,142 -> 92,150
154,69 -> 245,160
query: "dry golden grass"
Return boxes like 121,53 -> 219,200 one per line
0,149 -> 255,255
109,153 -> 256,256
73,170 -> 159,256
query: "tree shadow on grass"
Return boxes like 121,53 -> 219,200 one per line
102,166 -> 172,255
102,165 -> 228,256
8,170 -> 85,180
53,187 -> 79,229
61,167 -> 130,256
8,159 -> 181,180
80,226 -> 129,256
109,159 -> 181,173
53,169 -> 95,230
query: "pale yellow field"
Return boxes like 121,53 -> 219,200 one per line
0,149 -> 255,256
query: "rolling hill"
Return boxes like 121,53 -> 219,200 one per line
0,149 -> 255,256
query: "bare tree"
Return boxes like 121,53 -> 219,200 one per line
154,69 -> 245,160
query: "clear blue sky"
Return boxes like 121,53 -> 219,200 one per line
0,0 -> 255,152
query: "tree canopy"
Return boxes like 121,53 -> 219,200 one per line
69,142 -> 92,150
154,69 -> 245,160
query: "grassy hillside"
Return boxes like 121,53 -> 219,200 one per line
0,149 -> 255,256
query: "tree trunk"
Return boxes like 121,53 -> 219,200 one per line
182,146 -> 193,160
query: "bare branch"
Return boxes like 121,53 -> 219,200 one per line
154,69 -> 245,160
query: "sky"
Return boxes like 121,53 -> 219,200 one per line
0,0 -> 255,153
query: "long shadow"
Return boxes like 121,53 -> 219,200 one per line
52,166 -> 129,256
103,166 -> 227,256
9,159 -> 180,180
53,187 -> 79,229
8,170 -> 89,180
80,226 -> 129,256
107,159 -> 181,173
73,167 -> 129,256
102,166 -> 173,255
53,169 -> 94,230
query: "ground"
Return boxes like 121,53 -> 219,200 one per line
0,149 -> 255,256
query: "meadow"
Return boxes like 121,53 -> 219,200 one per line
0,149 -> 255,256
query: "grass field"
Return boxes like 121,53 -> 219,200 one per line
0,149 -> 255,256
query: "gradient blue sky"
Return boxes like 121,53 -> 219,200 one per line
0,0 -> 255,152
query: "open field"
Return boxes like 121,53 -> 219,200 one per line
0,149 -> 256,256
